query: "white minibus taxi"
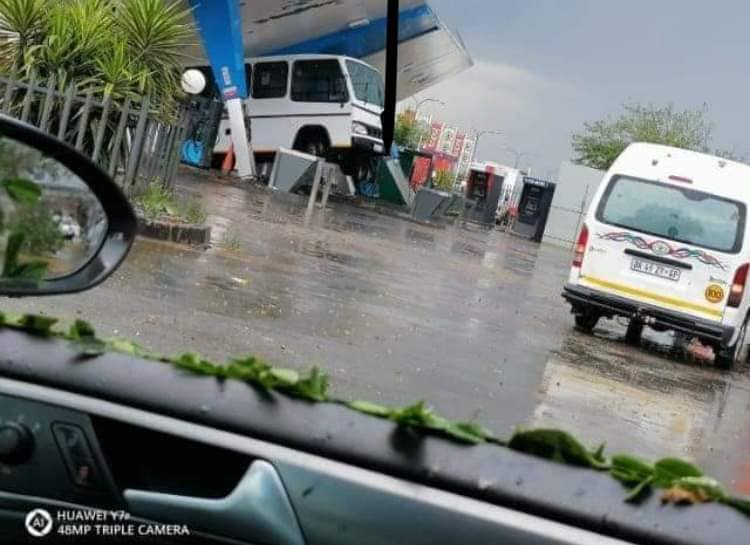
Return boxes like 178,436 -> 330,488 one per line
564,143 -> 750,369
188,54 -> 385,181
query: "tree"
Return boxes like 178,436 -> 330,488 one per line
432,168 -> 455,191
0,0 -> 193,114
394,110 -> 423,149
571,103 -> 741,171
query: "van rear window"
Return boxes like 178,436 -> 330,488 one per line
596,175 -> 746,253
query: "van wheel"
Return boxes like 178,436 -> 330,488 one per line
625,320 -> 644,345
715,346 -> 736,370
574,312 -> 600,333
716,319 -> 749,370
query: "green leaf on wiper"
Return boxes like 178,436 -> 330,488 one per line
67,321 -> 107,358
611,455 -> 655,501
592,443 -> 607,464
108,338 -> 158,359
15,314 -> 58,335
288,367 -> 329,402
2,178 -> 42,206
390,401 -> 435,427
509,429 -> 609,469
724,497 -> 750,516
382,402 -> 490,444
653,458 -> 703,488
268,368 -> 300,387
611,455 -> 654,485
349,400 -> 392,417
68,320 -> 96,340
173,352 -> 227,378
672,476 -> 727,500
442,421 -> 493,445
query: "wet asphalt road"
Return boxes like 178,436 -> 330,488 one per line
3,168 -> 750,495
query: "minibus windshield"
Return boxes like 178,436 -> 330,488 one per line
596,175 -> 746,253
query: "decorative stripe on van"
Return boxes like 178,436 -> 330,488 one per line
581,276 -> 724,318
598,232 -> 726,270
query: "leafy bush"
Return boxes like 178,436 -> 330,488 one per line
0,0 -> 194,115
433,168 -> 455,191
134,182 -> 207,225
133,182 -> 174,221
394,110 -> 423,149
181,198 -> 207,225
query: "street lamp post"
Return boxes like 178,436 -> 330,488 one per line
412,97 -> 446,117
411,97 -> 445,149
503,147 -> 531,169
468,129 -> 503,170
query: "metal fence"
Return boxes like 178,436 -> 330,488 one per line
0,72 -> 190,197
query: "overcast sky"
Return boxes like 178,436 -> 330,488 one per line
413,0 -> 750,178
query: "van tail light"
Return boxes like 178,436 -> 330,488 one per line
573,224 -> 589,268
728,264 -> 750,308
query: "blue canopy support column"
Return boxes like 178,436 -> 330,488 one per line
188,0 -> 256,178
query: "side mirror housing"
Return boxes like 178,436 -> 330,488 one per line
0,115 -> 137,296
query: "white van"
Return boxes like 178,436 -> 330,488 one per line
563,143 -> 750,369
190,54 -> 385,181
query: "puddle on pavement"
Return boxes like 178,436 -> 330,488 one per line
531,321 -> 750,493
299,240 -> 364,268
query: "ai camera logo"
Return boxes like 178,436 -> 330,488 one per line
25,509 -> 53,538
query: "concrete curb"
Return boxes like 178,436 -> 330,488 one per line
137,216 -> 212,247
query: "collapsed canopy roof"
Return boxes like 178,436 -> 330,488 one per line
183,0 -> 472,100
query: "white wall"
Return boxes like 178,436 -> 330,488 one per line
542,161 -> 605,249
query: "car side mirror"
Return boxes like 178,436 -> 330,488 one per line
0,115 -> 136,297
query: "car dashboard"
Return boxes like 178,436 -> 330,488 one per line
1,329 -> 748,545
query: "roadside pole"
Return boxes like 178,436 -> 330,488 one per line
188,0 -> 256,179
225,98 -> 255,178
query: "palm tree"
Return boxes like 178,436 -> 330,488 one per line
0,0 -> 194,113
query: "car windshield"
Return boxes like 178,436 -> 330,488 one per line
597,176 -> 745,253
2,0 -> 750,531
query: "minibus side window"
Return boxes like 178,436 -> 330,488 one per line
252,62 -> 289,99
291,60 -> 349,103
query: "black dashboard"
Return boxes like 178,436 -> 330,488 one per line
1,328 -> 749,545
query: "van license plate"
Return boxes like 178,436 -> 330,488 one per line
631,258 -> 681,282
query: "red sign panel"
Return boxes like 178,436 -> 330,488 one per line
411,156 -> 432,188
451,133 -> 466,159
424,122 -> 444,152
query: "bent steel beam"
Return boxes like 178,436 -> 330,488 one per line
188,0 -> 256,178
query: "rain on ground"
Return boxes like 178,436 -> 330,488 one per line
6,168 -> 750,496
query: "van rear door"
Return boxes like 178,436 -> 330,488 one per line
580,175 -> 745,322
